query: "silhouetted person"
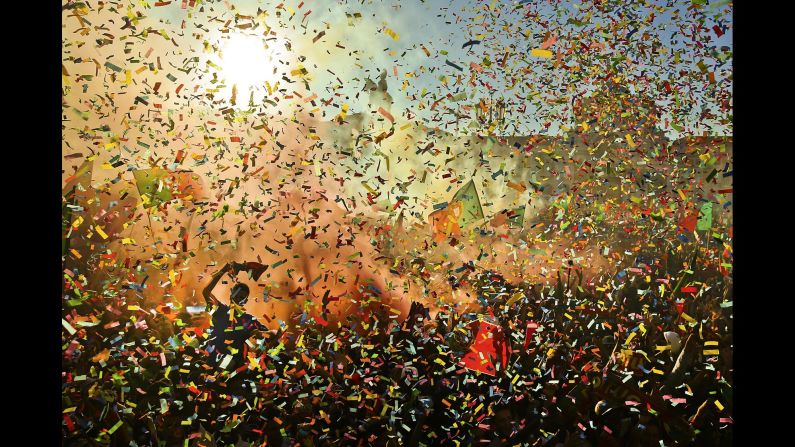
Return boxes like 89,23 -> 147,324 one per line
202,261 -> 267,369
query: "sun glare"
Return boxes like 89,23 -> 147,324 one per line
218,33 -> 279,108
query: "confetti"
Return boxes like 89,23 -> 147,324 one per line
62,0 -> 732,445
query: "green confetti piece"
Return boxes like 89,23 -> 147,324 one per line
104,62 -> 123,72
107,420 -> 123,435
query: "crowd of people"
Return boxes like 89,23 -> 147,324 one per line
62,246 -> 732,447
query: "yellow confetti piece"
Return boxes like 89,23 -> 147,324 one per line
95,226 -> 108,240
703,349 -> 720,356
625,134 -> 636,148
337,103 -> 349,120
531,48 -> 553,58
361,181 -> 376,193
384,28 -> 400,40
290,66 -> 309,78
288,225 -> 304,237
714,400 -> 724,411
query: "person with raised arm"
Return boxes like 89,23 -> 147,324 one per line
202,261 -> 268,369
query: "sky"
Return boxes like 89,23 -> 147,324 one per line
62,0 -> 733,233
61,0 -> 734,316
134,0 -> 732,139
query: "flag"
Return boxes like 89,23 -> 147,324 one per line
460,320 -> 509,376
430,202 -> 463,241
523,321 -> 539,350
430,179 -> 484,240
452,179 -> 484,227
696,201 -> 713,232
133,168 -> 172,208
508,206 -> 525,228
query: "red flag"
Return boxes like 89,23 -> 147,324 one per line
460,321 -> 509,376
523,321 -> 539,350
678,213 -> 698,232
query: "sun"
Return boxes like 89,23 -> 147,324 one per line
217,33 -> 282,108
